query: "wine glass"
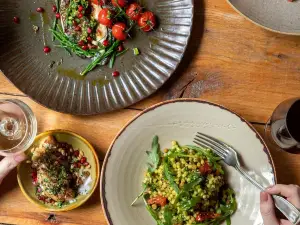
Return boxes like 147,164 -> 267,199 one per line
0,99 -> 37,156
265,98 -> 300,154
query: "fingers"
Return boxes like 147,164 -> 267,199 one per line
260,192 -> 279,225
0,153 -> 26,184
266,184 -> 300,208
279,219 -> 293,225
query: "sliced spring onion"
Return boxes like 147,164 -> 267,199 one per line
133,47 -> 140,55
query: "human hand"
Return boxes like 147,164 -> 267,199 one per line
0,153 -> 26,185
260,184 -> 300,225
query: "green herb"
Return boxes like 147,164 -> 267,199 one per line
143,195 -> 159,221
57,201 -> 64,208
50,27 -> 93,58
133,47 -> 140,55
80,40 -> 120,75
163,205 -> 173,225
226,217 -> 231,225
52,0 -> 60,41
180,196 -> 202,210
109,52 -> 117,68
146,136 -> 161,173
116,48 -> 128,57
163,158 -> 179,194
131,185 -> 147,206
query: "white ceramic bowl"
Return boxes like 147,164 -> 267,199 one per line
101,99 -> 276,225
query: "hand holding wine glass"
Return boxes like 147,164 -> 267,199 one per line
0,153 -> 26,185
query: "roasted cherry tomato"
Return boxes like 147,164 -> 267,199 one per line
126,3 -> 142,21
196,212 -> 220,222
138,11 -> 156,32
98,8 -> 113,27
112,22 -> 127,40
199,160 -> 212,175
147,196 -> 167,207
111,0 -> 127,7
91,0 -> 105,5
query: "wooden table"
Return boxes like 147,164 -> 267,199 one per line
1,0 -> 300,224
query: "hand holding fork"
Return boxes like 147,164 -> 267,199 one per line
193,132 -> 300,225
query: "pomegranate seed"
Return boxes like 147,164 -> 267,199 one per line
36,7 -> 44,13
75,26 -> 81,31
82,45 -> 88,50
78,40 -> 85,46
112,71 -> 120,77
52,5 -> 57,12
91,45 -> 97,49
13,16 -> 20,24
73,20 -> 78,26
87,27 -> 92,34
38,196 -> 45,201
117,45 -> 124,52
81,157 -> 87,163
87,36 -> 92,42
43,46 -> 51,53
102,39 -> 109,46
72,163 -> 78,168
78,13 -> 83,18
78,5 -> 84,12
74,150 -> 79,157
77,162 -> 82,168
83,162 -> 89,167
55,13 -> 60,19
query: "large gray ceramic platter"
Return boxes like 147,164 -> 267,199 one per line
227,0 -> 300,35
0,0 -> 193,115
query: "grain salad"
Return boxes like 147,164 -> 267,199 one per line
131,136 -> 237,225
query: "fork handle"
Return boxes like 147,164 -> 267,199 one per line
236,166 -> 300,225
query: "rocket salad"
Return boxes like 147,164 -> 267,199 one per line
132,136 -> 237,225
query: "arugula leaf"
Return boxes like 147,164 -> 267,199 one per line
163,158 -> 180,194
176,173 -> 203,202
226,216 -> 231,225
143,195 -> 165,225
163,205 -> 173,225
147,136 -> 161,173
180,196 -> 202,210
185,145 -> 221,161
131,185 -> 147,206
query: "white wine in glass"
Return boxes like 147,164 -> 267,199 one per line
0,99 -> 37,156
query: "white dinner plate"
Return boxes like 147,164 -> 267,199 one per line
100,99 -> 276,225
227,0 -> 300,35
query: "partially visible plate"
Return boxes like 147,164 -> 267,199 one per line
100,99 -> 276,225
0,0 -> 193,115
227,0 -> 300,35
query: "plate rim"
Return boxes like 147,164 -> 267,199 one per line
226,0 -> 300,36
17,129 -> 100,212
100,98 -> 277,225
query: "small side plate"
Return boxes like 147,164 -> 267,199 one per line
17,129 -> 100,212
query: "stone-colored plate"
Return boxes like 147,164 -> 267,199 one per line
17,130 -> 100,212
0,0 -> 193,115
227,0 -> 300,35
100,99 -> 276,225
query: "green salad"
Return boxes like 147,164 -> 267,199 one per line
131,136 -> 237,225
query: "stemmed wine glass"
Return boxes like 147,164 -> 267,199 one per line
0,99 -> 37,156
265,98 -> 300,154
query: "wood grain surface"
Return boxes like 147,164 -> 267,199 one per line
1,0 -> 300,224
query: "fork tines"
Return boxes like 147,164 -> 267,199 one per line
193,132 -> 228,160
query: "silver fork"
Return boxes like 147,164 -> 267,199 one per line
193,132 -> 300,225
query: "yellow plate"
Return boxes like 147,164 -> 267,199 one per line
17,130 -> 100,212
